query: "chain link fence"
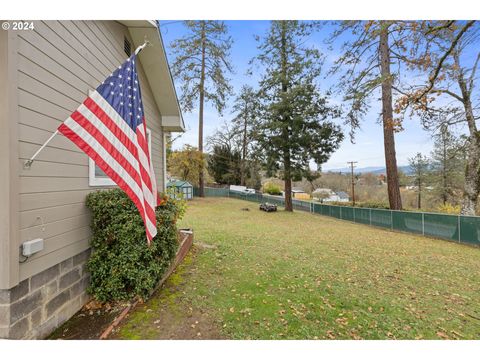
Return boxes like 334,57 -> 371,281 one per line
193,187 -> 480,247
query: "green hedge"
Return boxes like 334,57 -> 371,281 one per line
85,189 -> 185,302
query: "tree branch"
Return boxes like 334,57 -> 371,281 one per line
467,51 -> 480,96
415,20 -> 475,102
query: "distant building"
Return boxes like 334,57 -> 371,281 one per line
291,188 -> 310,200
167,180 -> 193,200
312,188 -> 349,203
335,191 -> 350,202
280,188 -> 310,200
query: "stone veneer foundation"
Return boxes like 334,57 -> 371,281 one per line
0,249 -> 91,339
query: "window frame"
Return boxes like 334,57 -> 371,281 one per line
89,128 -> 152,187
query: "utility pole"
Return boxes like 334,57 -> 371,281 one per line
347,161 -> 358,206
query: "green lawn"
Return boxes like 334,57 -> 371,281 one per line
116,197 -> 480,340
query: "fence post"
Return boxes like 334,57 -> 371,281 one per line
353,207 -> 356,223
369,208 -> 372,225
340,206 -> 342,220
422,212 -> 425,236
458,215 -> 461,242
390,211 -> 393,230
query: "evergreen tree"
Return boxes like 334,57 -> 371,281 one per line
253,21 -> 343,211
170,21 -> 234,197
408,153 -> 431,209
430,125 -> 466,205
329,21 -> 423,210
231,85 -> 260,186
207,144 -> 241,185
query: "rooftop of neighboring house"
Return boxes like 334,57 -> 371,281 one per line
291,188 -> 307,193
166,180 -> 193,188
313,188 -> 335,194
336,191 -> 350,199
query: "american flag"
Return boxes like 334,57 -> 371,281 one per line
58,53 -> 158,244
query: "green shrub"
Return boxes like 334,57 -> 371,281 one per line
325,201 -> 390,209
263,182 -> 282,195
85,189 -> 185,302
356,201 -> 390,209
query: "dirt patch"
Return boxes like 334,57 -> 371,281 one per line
47,303 -> 125,340
109,247 -> 225,340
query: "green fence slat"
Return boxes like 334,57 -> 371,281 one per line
459,216 -> 480,245
330,206 -> 341,219
423,213 -> 459,241
370,209 -> 392,228
354,208 -> 370,225
392,211 -> 423,234
341,207 -> 354,222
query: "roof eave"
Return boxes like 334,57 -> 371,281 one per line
118,20 -> 185,133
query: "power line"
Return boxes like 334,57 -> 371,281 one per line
158,21 -> 183,27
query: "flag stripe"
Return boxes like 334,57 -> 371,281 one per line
73,110 -> 157,230
58,122 -> 156,240
59,119 -> 157,238
70,110 -> 143,190
89,92 -> 154,197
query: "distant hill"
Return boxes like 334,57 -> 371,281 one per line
325,165 -> 413,175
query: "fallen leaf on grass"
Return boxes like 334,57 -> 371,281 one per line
436,331 -> 449,339
326,330 -> 336,339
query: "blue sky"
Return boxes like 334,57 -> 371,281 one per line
160,20 -> 440,171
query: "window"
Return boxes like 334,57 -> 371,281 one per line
89,128 -> 152,186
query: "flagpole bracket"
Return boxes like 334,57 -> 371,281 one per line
24,159 -> 34,169
23,129 -> 59,169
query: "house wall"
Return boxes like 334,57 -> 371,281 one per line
0,20 -> 167,339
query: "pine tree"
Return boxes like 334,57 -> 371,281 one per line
395,20 -> 479,215
207,144 -> 241,185
329,21 -> 420,210
231,85 -> 259,186
170,21 -> 234,197
253,21 -> 343,211
430,125 -> 466,205
408,153 -> 431,209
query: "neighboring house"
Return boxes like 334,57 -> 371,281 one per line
335,191 -> 350,202
313,188 -> 349,203
291,188 -> 310,200
167,180 -> 193,200
0,20 -> 184,339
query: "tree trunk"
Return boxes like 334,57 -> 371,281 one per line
461,133 -> 480,215
240,108 -> 248,186
460,98 -> 480,215
284,153 -> 293,211
379,22 -> 403,210
442,134 -> 449,206
442,132 -> 448,205
198,22 -> 206,197
417,176 -> 422,209
280,21 -> 293,212
455,51 -> 480,216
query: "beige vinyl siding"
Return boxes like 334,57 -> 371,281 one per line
17,20 -> 165,281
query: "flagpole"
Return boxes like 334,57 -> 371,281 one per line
24,130 -> 59,168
